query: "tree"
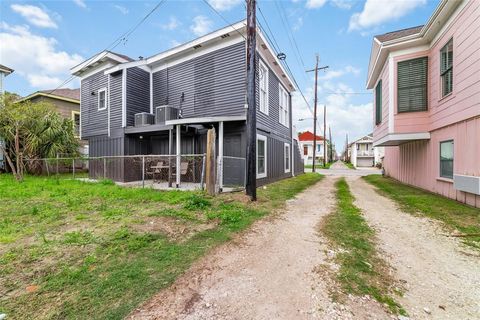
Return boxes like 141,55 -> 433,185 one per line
0,94 -> 79,181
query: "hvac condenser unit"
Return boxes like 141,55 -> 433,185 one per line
155,105 -> 179,124
134,112 -> 155,126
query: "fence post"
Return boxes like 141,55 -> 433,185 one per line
103,157 -> 107,179
73,158 -> 75,179
45,159 -> 50,176
56,154 -> 59,175
200,154 -> 206,191
206,127 -> 216,195
142,156 -> 145,188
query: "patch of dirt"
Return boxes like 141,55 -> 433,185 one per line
348,176 -> 480,320
128,176 -> 390,320
131,216 -> 218,242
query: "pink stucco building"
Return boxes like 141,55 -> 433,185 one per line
367,0 -> 480,207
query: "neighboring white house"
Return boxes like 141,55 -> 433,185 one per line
348,134 -> 384,168
0,64 -> 14,171
298,131 -> 326,165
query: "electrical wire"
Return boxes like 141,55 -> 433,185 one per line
45,0 -> 167,95
201,0 -> 246,40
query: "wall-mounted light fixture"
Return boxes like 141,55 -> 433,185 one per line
181,92 -> 185,102
91,91 -> 96,96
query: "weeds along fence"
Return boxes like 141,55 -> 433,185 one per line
22,154 -> 246,190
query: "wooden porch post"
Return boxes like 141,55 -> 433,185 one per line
176,124 -> 181,188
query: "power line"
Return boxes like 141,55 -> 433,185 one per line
46,0 -> 167,95
201,0 -> 246,40
257,6 -> 281,54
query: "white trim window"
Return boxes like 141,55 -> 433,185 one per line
98,88 -> 107,111
279,85 -> 289,127
284,143 -> 291,173
259,60 -> 269,115
256,134 -> 267,179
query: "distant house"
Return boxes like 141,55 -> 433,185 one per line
298,131 -> 327,165
0,64 -> 14,170
0,64 -> 14,95
70,21 -> 304,189
18,88 -> 88,155
367,0 -> 480,207
347,134 -> 384,168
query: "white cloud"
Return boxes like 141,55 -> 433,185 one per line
0,23 -> 84,89
293,17 -> 304,31
331,0 -> 353,10
113,5 -> 129,15
349,0 -> 426,31
190,16 -> 213,37
207,0 -> 242,11
10,4 -> 58,29
319,65 -> 360,81
305,0 -> 327,9
73,0 -> 87,9
161,16 -> 180,30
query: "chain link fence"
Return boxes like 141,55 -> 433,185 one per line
21,154 -> 246,192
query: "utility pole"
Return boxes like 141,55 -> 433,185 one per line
323,104 -> 327,166
306,56 -> 328,172
245,0 -> 257,201
329,126 -> 332,162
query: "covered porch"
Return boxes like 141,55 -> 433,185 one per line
123,115 -> 247,192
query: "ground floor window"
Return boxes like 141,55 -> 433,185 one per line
256,134 -> 267,179
284,143 -> 291,173
440,140 -> 454,179
304,145 -> 308,155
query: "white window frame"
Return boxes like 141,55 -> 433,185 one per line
71,110 -> 80,138
256,134 -> 267,179
278,85 -> 289,127
284,143 -> 291,173
259,60 -> 269,115
98,88 -> 107,111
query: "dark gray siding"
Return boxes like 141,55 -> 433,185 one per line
109,71 -> 123,130
256,132 -> 292,187
81,71 -> 109,137
152,41 -> 246,118
88,135 -> 125,181
126,67 -> 150,126
293,139 -> 304,176
256,56 -> 291,141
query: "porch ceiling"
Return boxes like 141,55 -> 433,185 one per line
124,124 -> 174,134
373,132 -> 431,147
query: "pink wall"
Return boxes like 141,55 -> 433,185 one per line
384,116 -> 480,208
373,61 -> 390,139
378,0 -> 480,207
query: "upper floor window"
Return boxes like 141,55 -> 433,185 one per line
303,146 -> 308,155
317,144 -> 321,152
375,80 -> 382,125
259,60 -> 269,115
279,85 -> 289,127
98,88 -> 107,111
440,39 -> 453,97
440,140 -> 454,179
72,111 -> 80,137
397,57 -> 428,113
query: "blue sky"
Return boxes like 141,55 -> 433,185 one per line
0,0 -> 439,153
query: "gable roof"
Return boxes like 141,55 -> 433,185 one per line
71,51 -> 133,76
374,25 -> 423,43
18,88 -> 80,104
298,131 -> 324,141
0,64 -> 14,75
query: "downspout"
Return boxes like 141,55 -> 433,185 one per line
107,74 -> 111,137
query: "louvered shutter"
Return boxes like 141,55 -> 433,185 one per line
397,57 -> 428,113
375,80 -> 382,125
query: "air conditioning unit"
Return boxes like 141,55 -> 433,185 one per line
155,105 -> 179,124
134,112 -> 154,126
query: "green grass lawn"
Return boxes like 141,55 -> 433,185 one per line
321,178 -> 405,315
305,162 -> 332,169
363,175 -> 480,249
343,161 -> 355,169
0,173 -> 322,319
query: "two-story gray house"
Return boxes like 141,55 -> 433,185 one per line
71,21 -> 304,189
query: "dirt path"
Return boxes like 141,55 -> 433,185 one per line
129,177 -> 385,320
348,176 -> 480,320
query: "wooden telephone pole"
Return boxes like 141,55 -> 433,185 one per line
245,0 -> 257,201
323,105 -> 327,166
306,56 -> 328,171
329,126 -> 332,162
